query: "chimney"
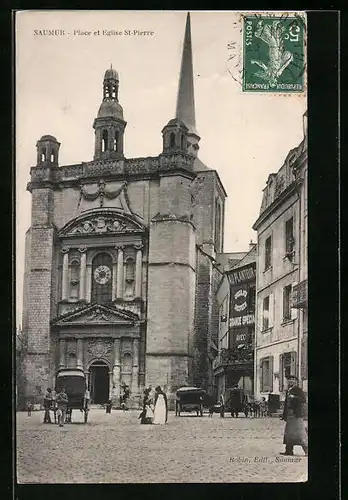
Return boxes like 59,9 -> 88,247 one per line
249,240 -> 255,250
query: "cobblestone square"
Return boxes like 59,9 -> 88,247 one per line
17,409 -> 307,483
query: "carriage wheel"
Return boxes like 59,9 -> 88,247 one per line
84,409 -> 88,423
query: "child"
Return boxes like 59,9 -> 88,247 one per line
105,399 -> 112,414
260,397 -> 268,417
27,401 -> 33,416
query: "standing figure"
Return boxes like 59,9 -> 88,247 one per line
105,399 -> 112,413
139,387 -> 154,424
280,375 -> 308,456
51,388 -> 57,424
56,387 -> 68,427
153,386 -> 168,425
26,401 -> 33,416
121,385 -> 130,411
43,388 -> 52,423
220,393 -> 225,418
260,397 -> 268,417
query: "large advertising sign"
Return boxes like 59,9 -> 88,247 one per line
228,263 -> 256,349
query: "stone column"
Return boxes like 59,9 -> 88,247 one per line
112,338 -> 121,403
135,244 -> 143,298
86,264 -> 92,302
61,247 -> 70,300
78,247 -> 87,300
112,260 -> 117,301
59,339 -> 66,369
108,371 -> 113,399
116,246 -> 124,299
76,339 -> 83,370
132,337 -> 140,395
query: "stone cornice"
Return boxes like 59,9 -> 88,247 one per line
252,181 -> 298,231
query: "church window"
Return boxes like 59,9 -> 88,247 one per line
91,252 -> 113,304
102,130 -> 108,152
50,152 -> 55,162
181,134 -> 186,150
114,131 -> 119,151
124,257 -> 135,299
69,259 -> 80,299
67,352 -> 77,369
41,151 -> 46,162
170,132 -> 175,148
112,86 -> 116,98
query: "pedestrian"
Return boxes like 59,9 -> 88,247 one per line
220,393 -> 225,418
121,385 -> 130,411
43,388 -> 52,423
260,397 -> 268,417
139,387 -> 154,424
106,399 -> 112,413
280,375 -> 308,456
83,386 -> 90,410
153,386 -> 168,425
51,388 -> 57,424
56,387 -> 68,427
26,400 -> 33,417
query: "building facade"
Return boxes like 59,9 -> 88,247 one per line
213,245 -> 256,400
20,13 -> 226,408
253,112 -> 308,405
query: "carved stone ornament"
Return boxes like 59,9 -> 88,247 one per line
93,265 -> 112,285
87,339 -> 112,359
68,216 -> 137,236
87,306 -> 111,321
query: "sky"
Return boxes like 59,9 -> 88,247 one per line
15,10 -> 306,325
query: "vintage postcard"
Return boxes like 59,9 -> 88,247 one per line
15,10 -> 308,483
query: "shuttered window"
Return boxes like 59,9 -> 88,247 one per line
260,356 -> 273,392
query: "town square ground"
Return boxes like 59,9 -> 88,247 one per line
17,409 -> 307,483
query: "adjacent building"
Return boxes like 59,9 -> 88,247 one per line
253,112 -> 308,405
20,13 -> 227,408
213,243 -> 256,400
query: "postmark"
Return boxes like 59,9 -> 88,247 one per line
243,14 -> 306,92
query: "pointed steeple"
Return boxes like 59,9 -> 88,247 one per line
176,13 -> 197,136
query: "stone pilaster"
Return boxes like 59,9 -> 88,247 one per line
59,339 -> 66,369
132,337 -> 140,396
116,246 -> 124,299
77,339 -> 83,370
61,247 -> 70,300
135,245 -> 143,298
78,247 -> 87,300
112,338 -> 121,404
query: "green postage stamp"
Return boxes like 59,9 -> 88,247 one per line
243,14 -> 306,92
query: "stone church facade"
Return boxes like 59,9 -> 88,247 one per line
21,14 -> 226,408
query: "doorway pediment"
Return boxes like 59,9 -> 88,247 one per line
52,303 -> 140,327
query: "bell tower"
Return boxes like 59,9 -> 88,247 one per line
93,66 -> 127,160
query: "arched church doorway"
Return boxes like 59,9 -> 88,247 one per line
89,361 -> 109,404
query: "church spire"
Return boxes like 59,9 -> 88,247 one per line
174,12 -> 200,158
176,12 -> 196,135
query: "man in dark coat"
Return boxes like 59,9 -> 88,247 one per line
43,388 -> 52,423
280,375 -> 308,456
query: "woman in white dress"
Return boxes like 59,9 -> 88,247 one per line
153,386 -> 168,425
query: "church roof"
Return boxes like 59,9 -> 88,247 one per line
104,66 -> 119,81
98,100 -> 124,119
175,13 -> 197,136
39,134 -> 58,142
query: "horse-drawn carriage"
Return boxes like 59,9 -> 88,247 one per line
175,387 -> 206,417
56,368 -> 89,424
